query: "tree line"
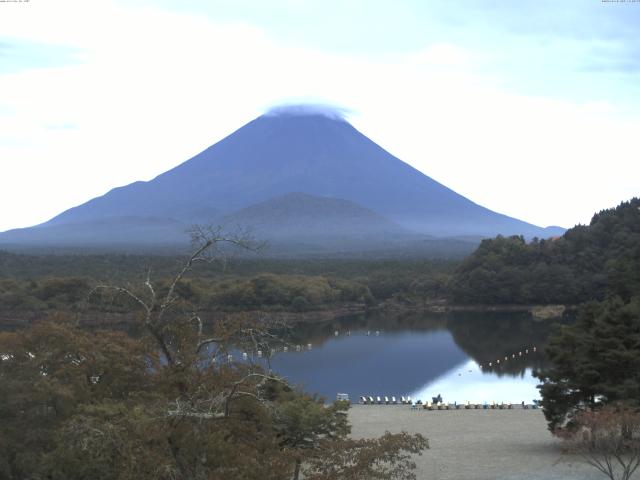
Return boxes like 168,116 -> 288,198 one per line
449,198 -> 640,305
0,254 -> 456,320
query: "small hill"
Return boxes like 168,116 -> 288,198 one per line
448,198 -> 640,305
222,192 -> 403,239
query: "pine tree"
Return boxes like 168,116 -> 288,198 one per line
537,296 -> 640,432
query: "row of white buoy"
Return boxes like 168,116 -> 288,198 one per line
213,344 -> 538,365
216,329 -> 388,364
479,346 -> 537,369
213,343 -> 315,363
358,397 -> 540,410
333,330 -> 381,336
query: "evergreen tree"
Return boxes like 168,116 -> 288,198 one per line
449,198 -> 640,305
536,296 -> 640,431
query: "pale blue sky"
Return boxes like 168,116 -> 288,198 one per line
125,0 -> 640,104
0,0 -> 638,231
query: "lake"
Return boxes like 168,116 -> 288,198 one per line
261,310 -> 556,404
1,308 -> 558,405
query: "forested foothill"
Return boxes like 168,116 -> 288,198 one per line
449,198 -> 640,306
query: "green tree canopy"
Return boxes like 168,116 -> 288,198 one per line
536,296 -> 640,432
449,198 -> 640,305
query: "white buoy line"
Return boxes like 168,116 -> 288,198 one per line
480,346 -> 538,369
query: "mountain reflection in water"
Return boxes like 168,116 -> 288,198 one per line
267,310 -> 560,403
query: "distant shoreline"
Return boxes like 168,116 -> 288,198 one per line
0,302 -> 573,329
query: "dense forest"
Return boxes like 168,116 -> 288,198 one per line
2,198 -> 638,322
0,253 -> 455,323
449,198 -> 640,305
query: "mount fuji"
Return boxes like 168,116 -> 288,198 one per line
0,107 -> 564,254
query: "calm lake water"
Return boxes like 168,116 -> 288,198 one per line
0,309 -> 557,405
264,310 -> 556,404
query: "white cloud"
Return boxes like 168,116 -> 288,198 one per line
406,43 -> 478,67
0,0 -> 637,232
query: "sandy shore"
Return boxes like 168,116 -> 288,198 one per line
348,405 -> 602,480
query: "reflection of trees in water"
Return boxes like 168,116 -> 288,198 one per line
286,310 -> 448,348
287,310 -> 574,378
446,311 -> 566,376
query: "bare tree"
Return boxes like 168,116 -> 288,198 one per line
560,404 -> 640,480
90,226 -> 260,365
88,226 -> 285,421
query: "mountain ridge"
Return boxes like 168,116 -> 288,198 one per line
0,109 -> 565,253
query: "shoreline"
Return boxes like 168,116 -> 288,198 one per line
348,405 -> 600,480
0,302 -> 571,329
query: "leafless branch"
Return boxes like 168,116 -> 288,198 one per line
89,285 -> 151,319
196,336 -> 226,354
144,269 -> 157,310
